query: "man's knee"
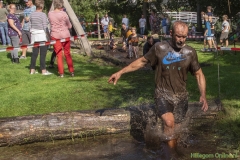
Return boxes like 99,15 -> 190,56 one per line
164,119 -> 174,128
161,112 -> 175,128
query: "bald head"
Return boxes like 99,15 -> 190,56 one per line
170,21 -> 188,49
172,21 -> 188,34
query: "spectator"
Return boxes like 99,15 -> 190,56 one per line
127,27 -> 145,59
78,14 -> 86,32
143,36 -> 160,56
201,11 -> 212,51
166,14 -> 171,35
93,14 -> 98,31
20,0 -> 36,59
108,15 -> 115,27
101,14 -> 109,39
120,23 -> 129,50
161,15 -> 167,35
48,0 -> 74,78
109,35 -> 117,51
139,15 -> 146,35
206,6 -> 213,21
108,21 -> 116,40
149,11 -> 156,34
122,14 -> 129,27
210,24 -> 217,50
48,7 -> 66,69
152,12 -> 160,34
220,15 -> 230,47
7,4 -> 22,63
29,0 -> 52,75
190,24 -> 196,36
0,1 -> 11,46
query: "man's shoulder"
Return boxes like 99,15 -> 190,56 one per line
154,41 -> 170,48
183,45 -> 197,54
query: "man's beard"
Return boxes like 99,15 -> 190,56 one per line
174,41 -> 185,49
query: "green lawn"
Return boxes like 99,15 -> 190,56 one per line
0,40 -> 240,148
0,41 -> 240,120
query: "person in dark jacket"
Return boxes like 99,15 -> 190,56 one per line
143,36 -> 160,55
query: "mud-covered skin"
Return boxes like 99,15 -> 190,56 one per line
155,96 -> 188,124
144,40 -> 200,95
144,40 -> 200,122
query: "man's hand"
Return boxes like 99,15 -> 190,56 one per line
108,72 -> 122,85
199,96 -> 208,112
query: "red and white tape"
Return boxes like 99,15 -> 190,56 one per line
162,35 -> 204,38
0,35 -> 84,52
83,22 -> 98,26
0,30 -> 106,52
217,47 -> 240,51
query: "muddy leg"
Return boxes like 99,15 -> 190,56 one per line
161,112 -> 177,149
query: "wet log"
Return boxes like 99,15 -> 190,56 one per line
0,101 -> 221,147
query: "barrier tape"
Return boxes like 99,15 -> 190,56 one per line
87,30 -> 104,35
217,47 -> 240,51
0,35 -> 84,52
83,22 -> 98,26
162,35 -> 204,38
0,29 -> 106,52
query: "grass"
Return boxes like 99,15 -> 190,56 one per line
0,48 -> 155,117
0,40 -> 240,148
0,41 -> 240,117
0,40 -> 239,152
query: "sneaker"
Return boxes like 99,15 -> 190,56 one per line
206,48 -> 211,52
70,72 -> 74,77
30,71 -> 38,74
211,48 -> 217,52
42,71 -> 52,75
59,74 -> 64,78
201,48 -> 207,52
19,56 -> 27,59
48,65 -> 54,69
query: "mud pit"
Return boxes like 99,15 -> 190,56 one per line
0,102 -> 238,160
0,42 -> 239,159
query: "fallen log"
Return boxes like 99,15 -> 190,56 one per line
0,101 -> 221,147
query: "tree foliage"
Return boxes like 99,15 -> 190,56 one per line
6,0 -> 239,29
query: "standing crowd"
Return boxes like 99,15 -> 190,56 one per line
2,0 -> 74,77
201,6 -> 230,52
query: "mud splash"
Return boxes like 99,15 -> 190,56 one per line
0,113 -> 237,160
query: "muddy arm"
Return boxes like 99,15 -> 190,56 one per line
195,68 -> 208,112
108,57 -> 148,85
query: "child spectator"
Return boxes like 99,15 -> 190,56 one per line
201,11 -> 213,51
108,21 -> 117,40
109,35 -> 117,51
190,24 -> 196,36
220,15 -> 230,47
127,27 -> 145,59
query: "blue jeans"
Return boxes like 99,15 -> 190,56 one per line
0,22 -> 11,45
140,27 -> 145,35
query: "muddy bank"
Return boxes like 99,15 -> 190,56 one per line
0,119 -> 238,160
0,101 -> 220,147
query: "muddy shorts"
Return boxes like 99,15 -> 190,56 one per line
155,97 -> 188,123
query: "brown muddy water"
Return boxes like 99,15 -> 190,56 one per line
0,128 -> 238,160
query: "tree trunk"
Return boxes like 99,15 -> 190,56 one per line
0,101 -> 221,147
197,1 -> 203,32
63,0 -> 92,56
